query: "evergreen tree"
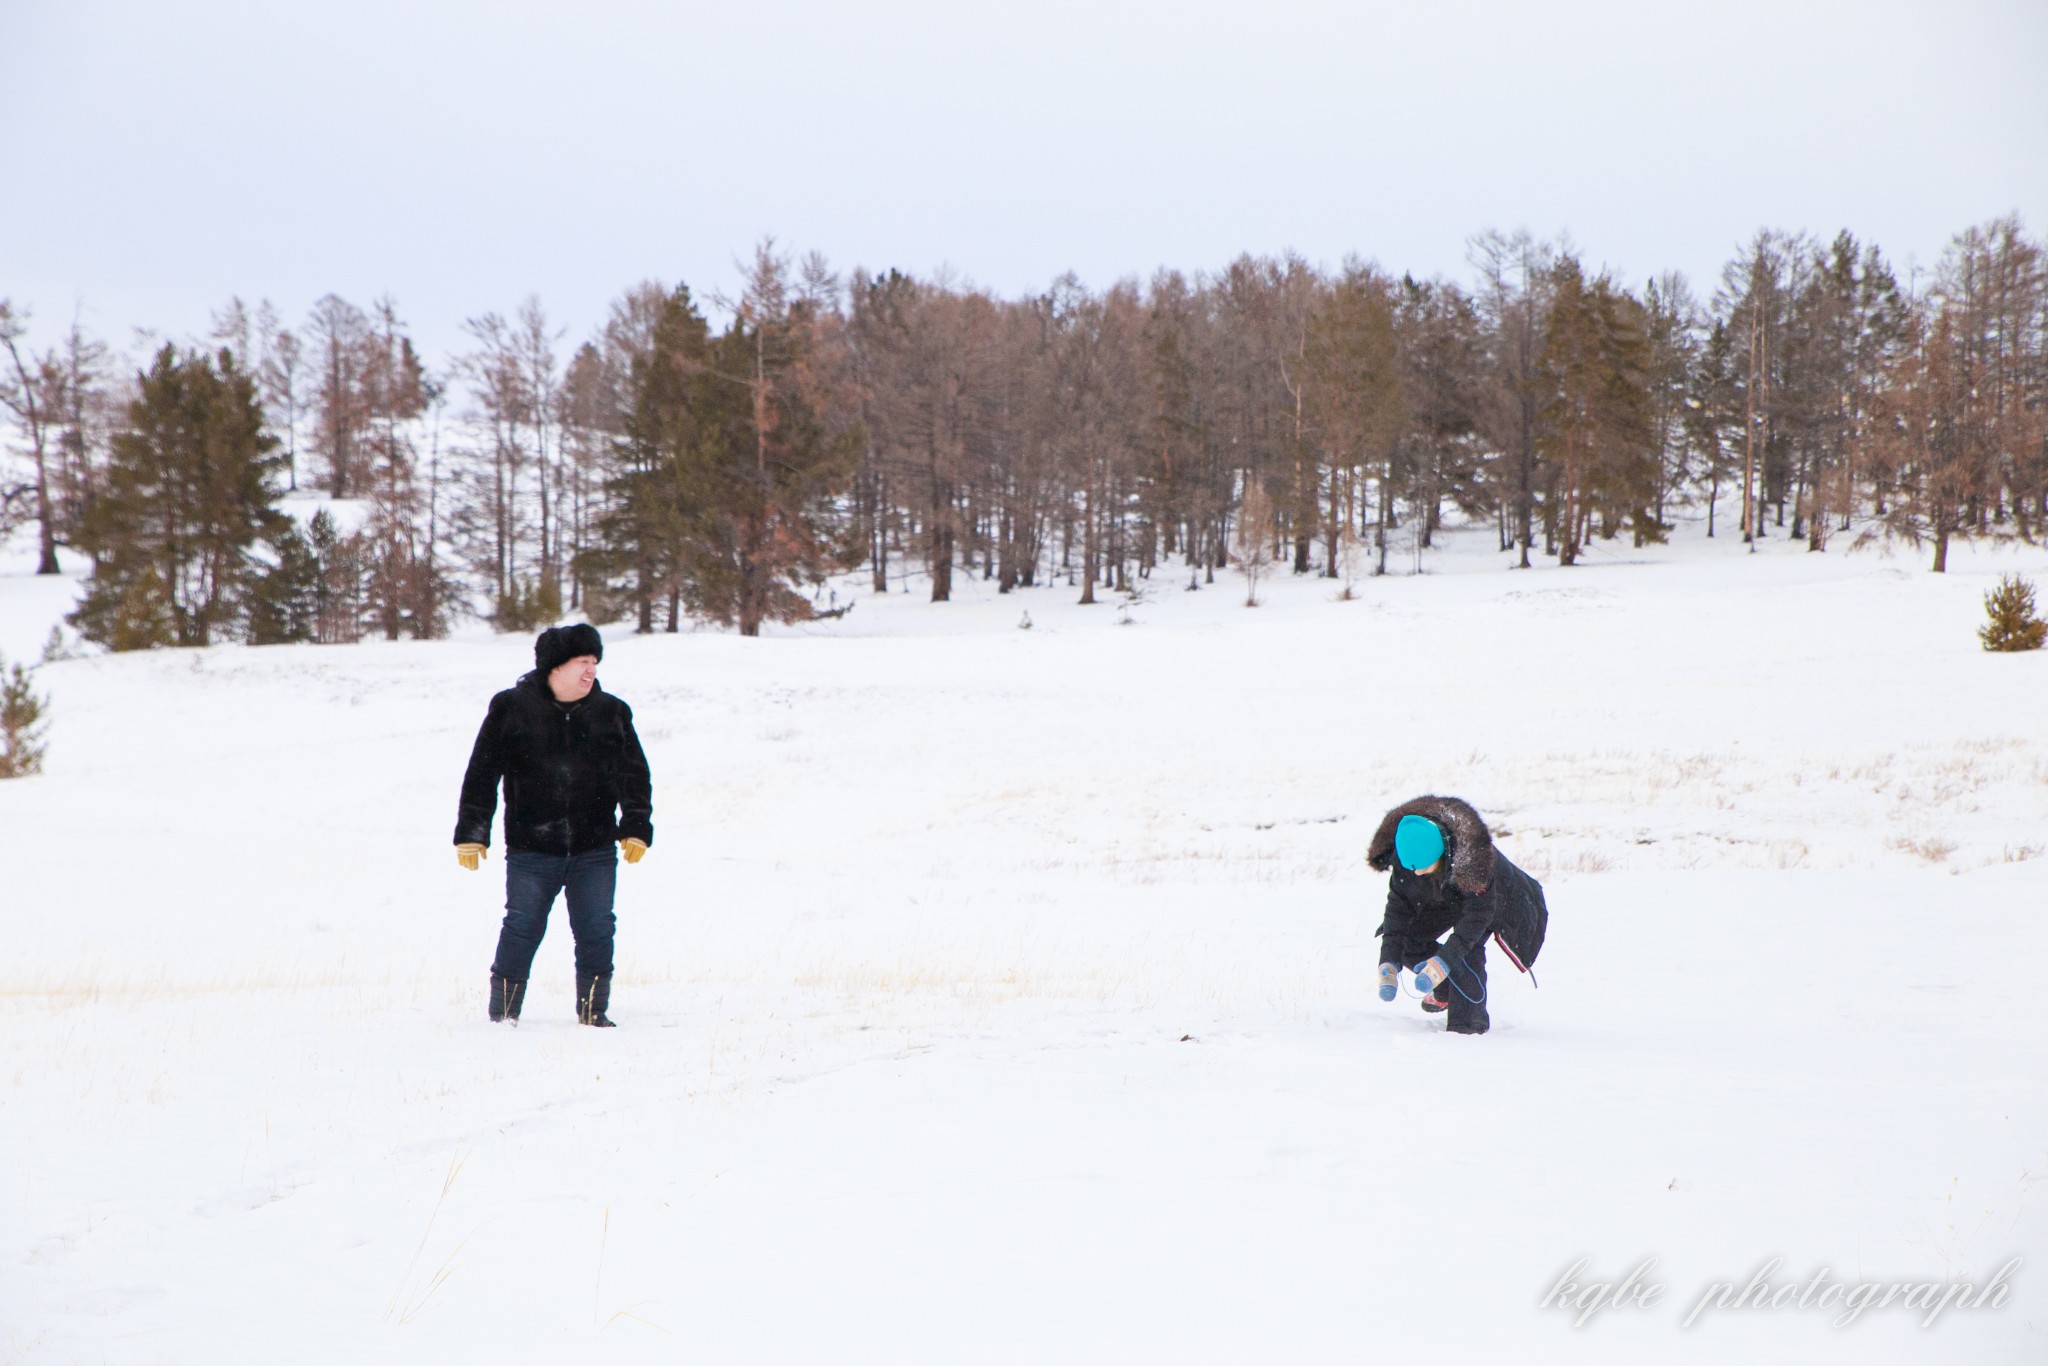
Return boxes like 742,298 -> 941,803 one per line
1302,265 -> 1404,576
1716,232 -> 1798,545
1141,271 -> 1233,584
558,340 -> 612,614
361,300 -> 435,638
68,563 -> 177,651
1772,232 -> 1907,549
1937,218 -> 2047,542
590,283 -> 710,632
307,507 -> 367,643
1687,319 -> 1743,537
70,345 -> 285,649
1393,274 -> 1483,557
1847,241 -> 1912,522
1143,293 -> 1204,578
671,250 -> 862,636
1873,304 -> 1978,571
1538,258 -> 1658,564
1642,273 -> 1702,530
0,653 -> 50,778
1470,231 -> 1556,566
1979,573 -> 2047,652
247,520 -> 321,644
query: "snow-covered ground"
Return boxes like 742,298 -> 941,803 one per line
3,521 -> 2044,1364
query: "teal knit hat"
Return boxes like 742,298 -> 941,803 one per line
1394,814 -> 1446,871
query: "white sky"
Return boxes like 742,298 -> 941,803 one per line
4,0 -> 2044,366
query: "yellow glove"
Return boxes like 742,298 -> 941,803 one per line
620,838 -> 647,865
456,843 -> 487,871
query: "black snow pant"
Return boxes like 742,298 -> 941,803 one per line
1390,934 -> 1490,1033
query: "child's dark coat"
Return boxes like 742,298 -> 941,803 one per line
1367,795 -> 1548,1033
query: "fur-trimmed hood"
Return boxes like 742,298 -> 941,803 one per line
1368,795 -> 1496,895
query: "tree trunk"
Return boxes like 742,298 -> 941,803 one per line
1516,427 -> 1534,570
932,524 -> 954,601
1375,456 -> 1392,576
33,459 -> 58,573
1324,468 -> 1342,578
1079,462 -> 1098,605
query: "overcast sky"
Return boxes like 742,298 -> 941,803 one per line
4,0 -> 2043,365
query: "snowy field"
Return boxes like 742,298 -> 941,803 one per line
3,521 -> 2045,1365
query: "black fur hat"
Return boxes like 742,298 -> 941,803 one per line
535,623 -> 603,676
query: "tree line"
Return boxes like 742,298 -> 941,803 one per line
2,217 -> 2044,650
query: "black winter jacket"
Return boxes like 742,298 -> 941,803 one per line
454,672 -> 654,855
1367,795 -> 1546,975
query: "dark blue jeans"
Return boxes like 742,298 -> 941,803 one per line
491,848 -> 618,981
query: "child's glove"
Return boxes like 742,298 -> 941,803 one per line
1413,956 -> 1451,996
456,843 -> 487,871
1377,962 -> 1399,1002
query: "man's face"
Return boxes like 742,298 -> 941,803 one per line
548,654 -> 598,702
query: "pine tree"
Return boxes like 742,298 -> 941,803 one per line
1642,273 -> 1701,532
0,653 -> 49,778
1393,275 -> 1485,555
1302,265 -> 1404,577
1979,574 -> 2047,652
68,563 -> 177,651
671,248 -> 862,636
491,574 -> 561,633
1144,299 -> 1203,578
1538,258 -> 1657,564
559,341 -> 611,614
308,507 -> 366,643
248,520 -> 321,645
1470,231 -> 1556,567
360,301 -> 435,639
1717,231 -> 1798,547
589,283 -> 710,632
1873,305 -> 1980,571
70,345 -> 286,648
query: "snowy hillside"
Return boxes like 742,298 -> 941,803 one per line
3,521 -> 2044,1365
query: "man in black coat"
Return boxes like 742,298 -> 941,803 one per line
1366,795 -> 1547,1036
455,624 -> 654,1027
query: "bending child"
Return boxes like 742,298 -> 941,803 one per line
1367,795 -> 1547,1036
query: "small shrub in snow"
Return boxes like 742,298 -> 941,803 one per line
0,653 -> 49,778
38,626 -> 79,664
1978,573 -> 2047,652
495,575 -> 563,633
1888,834 -> 1957,864
1234,479 -> 1275,607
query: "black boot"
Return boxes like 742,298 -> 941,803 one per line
489,972 -> 526,1024
1445,1014 -> 1490,1035
576,973 -> 615,1027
